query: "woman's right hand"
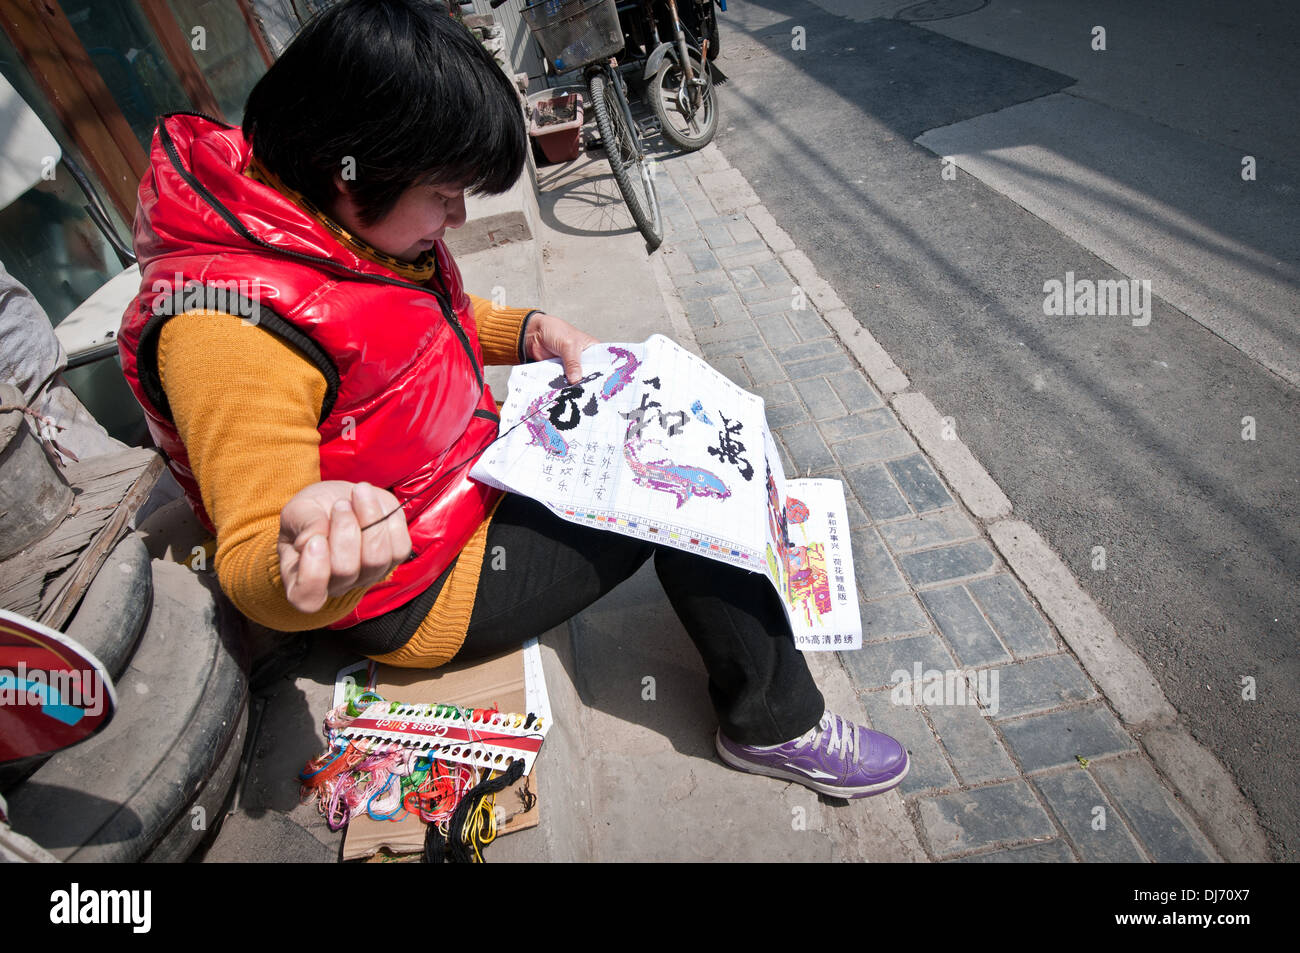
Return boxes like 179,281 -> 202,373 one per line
277,480 -> 412,613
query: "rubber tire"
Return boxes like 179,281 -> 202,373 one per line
650,51 -> 718,153
589,69 -> 663,252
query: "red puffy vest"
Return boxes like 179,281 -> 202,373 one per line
118,113 -> 504,628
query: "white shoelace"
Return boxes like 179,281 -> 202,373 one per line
789,712 -> 859,760
754,712 -> 861,756
823,712 -> 856,760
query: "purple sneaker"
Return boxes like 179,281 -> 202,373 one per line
715,711 -> 909,798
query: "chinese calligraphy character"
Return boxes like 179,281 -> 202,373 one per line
621,392 -> 688,438
707,413 -> 754,481
543,371 -> 604,432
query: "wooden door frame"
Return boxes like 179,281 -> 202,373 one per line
137,0 -> 225,119
0,0 -> 272,222
0,0 -> 149,220
234,0 -> 274,68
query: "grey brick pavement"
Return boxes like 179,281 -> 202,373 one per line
657,144 -> 1225,863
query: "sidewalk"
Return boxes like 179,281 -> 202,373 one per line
202,128 -> 1267,863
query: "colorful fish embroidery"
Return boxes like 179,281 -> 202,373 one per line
524,390 -> 569,457
602,346 -> 640,400
624,437 -> 730,508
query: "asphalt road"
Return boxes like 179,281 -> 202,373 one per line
708,0 -> 1299,860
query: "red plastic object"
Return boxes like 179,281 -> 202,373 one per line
0,609 -> 116,764
529,92 -> 584,163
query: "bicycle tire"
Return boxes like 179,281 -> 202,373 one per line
589,68 -> 663,252
649,50 -> 718,153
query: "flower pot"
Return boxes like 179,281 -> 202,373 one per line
528,90 -> 584,164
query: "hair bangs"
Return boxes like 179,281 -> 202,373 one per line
243,0 -> 527,226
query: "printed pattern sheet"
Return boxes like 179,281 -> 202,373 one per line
471,335 -> 861,650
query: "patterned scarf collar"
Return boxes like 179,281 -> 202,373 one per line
244,155 -> 439,284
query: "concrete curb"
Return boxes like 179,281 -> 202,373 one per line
984,519 -> 1269,862
744,204 -> 797,254
890,392 -> 1012,521
824,309 -> 911,396
779,248 -> 847,314
985,520 -> 1176,728
1140,725 -> 1271,863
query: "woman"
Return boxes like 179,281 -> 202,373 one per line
118,0 -> 907,799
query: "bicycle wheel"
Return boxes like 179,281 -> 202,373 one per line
650,50 -> 717,152
589,67 -> 663,252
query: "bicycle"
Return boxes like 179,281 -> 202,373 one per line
495,0 -> 663,252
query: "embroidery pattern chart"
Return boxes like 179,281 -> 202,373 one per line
471,336 -> 862,650
779,480 -> 860,651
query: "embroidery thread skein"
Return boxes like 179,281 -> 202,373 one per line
447,759 -> 525,863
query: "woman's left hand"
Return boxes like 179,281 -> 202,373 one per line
524,312 -> 600,383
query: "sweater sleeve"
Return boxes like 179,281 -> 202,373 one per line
466,292 -> 538,366
157,310 -> 368,631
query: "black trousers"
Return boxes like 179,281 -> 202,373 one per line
341,494 -> 825,745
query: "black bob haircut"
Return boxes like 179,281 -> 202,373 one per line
242,0 -> 527,227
